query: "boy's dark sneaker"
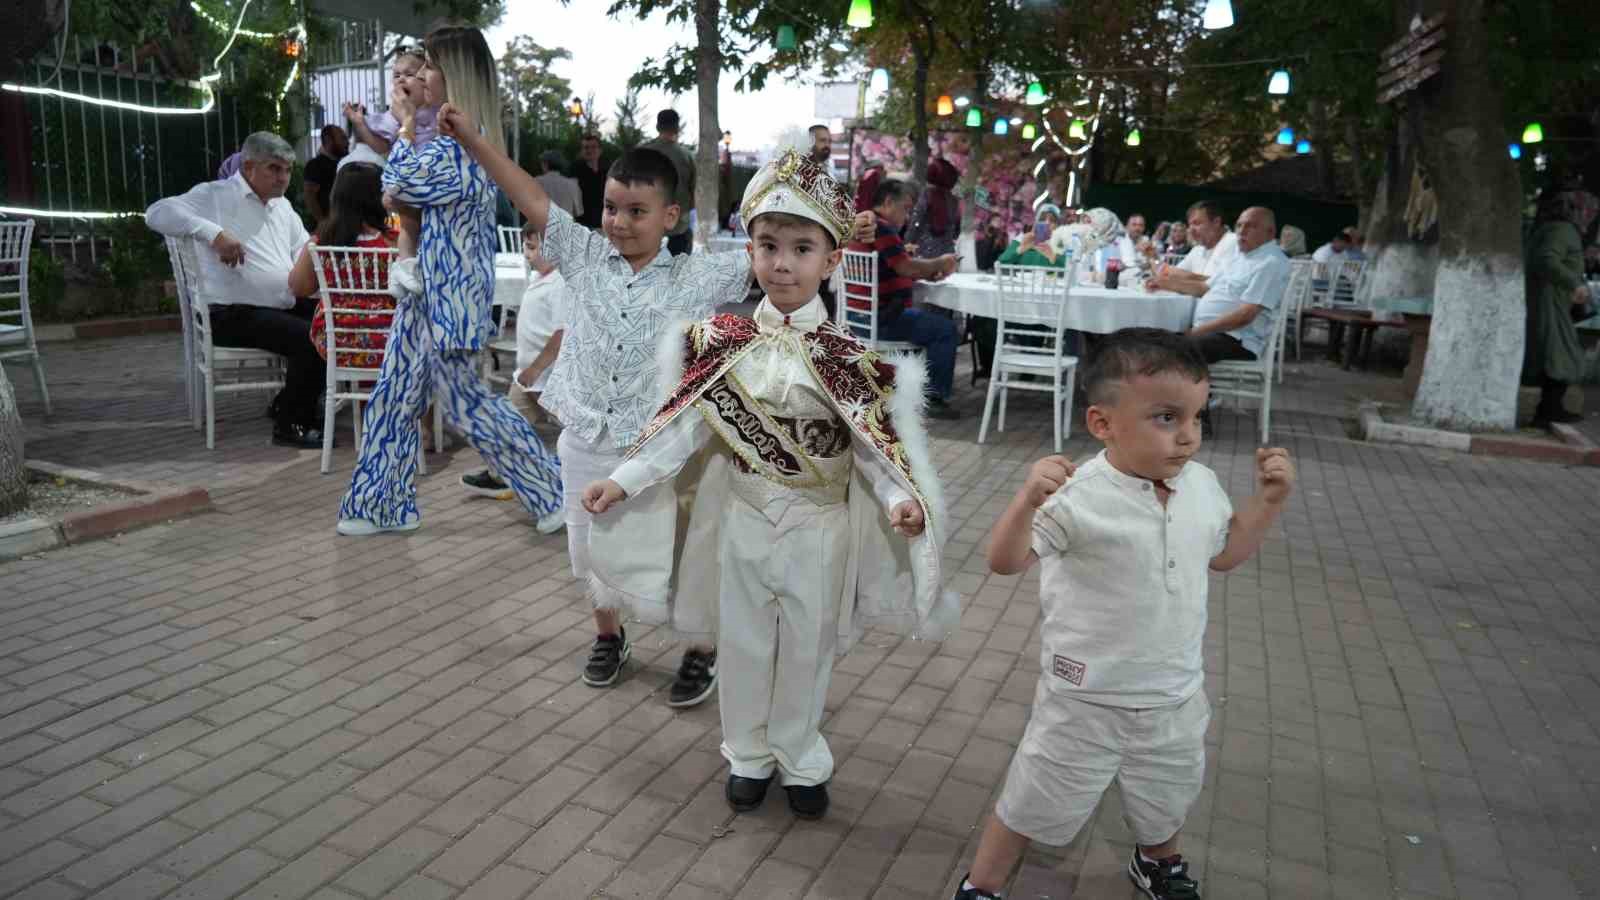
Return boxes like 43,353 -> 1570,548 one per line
784,782 -> 829,819
668,648 -> 717,708
950,874 -> 1001,900
582,628 -> 630,687
460,469 -> 514,499
725,774 -> 771,812
1128,849 -> 1201,900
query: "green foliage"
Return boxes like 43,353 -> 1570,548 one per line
25,249 -> 65,323
612,88 -> 647,150
500,37 -> 576,125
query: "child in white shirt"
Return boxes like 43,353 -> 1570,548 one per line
955,327 -> 1295,900
460,223 -> 567,497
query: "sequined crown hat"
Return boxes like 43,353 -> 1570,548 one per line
739,149 -> 854,243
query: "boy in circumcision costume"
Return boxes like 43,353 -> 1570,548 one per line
581,150 -> 959,820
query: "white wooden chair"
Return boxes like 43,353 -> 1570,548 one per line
1277,258 -> 1315,380
1209,283 -> 1295,443
836,249 -> 919,354
164,236 -> 285,449
483,247 -> 527,391
979,262 -> 1082,452
497,225 -> 524,255
0,219 -> 50,415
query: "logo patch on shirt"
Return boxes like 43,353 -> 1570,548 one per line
1052,655 -> 1086,686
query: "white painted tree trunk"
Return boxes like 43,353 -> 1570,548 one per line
692,0 -> 722,250
1407,0 -> 1525,432
0,365 -> 25,517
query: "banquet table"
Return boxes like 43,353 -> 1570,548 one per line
494,253 -> 527,309
706,235 -> 749,254
914,272 -> 1195,333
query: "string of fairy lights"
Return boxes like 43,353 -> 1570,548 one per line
2,0 -> 306,219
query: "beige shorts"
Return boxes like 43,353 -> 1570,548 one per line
995,681 -> 1210,847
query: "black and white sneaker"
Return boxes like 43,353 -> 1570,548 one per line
460,469 -> 514,500
582,629 -> 630,687
667,648 -> 717,708
1128,849 -> 1201,900
950,873 -> 1001,900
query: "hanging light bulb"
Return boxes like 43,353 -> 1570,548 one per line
775,24 -> 796,51
869,67 -> 890,93
1295,139 -> 1311,154
1022,123 -> 1036,140
1068,119 -> 1087,140
1009,115 -> 1022,125
1125,129 -> 1142,147
1508,143 -> 1523,160
966,108 -> 982,127
1276,127 -> 1294,145
846,0 -> 873,28
1025,81 -> 1046,106
936,95 -> 954,116
994,119 -> 1009,136
1521,122 -> 1544,144
1202,0 -> 1234,29
954,95 -> 971,108
1268,69 -> 1290,95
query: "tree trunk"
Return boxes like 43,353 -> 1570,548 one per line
1410,0 -> 1525,432
903,0 -> 935,185
1364,109 -> 1438,305
958,65 -> 990,235
0,366 -> 25,518
693,0 -> 722,246
1343,117 -> 1372,226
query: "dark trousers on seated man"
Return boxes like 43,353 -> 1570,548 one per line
1191,331 -> 1256,364
209,297 -> 327,440
877,307 -> 959,415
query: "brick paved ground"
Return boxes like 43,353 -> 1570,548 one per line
3,335 -> 1600,900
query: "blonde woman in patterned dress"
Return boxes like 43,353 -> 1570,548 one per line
334,25 -> 563,536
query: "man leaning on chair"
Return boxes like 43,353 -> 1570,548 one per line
1184,206 -> 1290,365
146,131 -> 328,449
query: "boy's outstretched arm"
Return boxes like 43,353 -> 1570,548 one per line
438,104 -> 552,233
988,455 -> 1074,574
1210,447 -> 1295,571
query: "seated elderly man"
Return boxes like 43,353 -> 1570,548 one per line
146,131 -> 325,449
1186,206 -> 1291,363
1148,200 -> 1240,297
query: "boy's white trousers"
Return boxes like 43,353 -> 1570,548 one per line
717,492 -> 850,787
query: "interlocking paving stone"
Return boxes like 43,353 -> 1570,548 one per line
2,335 -> 1598,898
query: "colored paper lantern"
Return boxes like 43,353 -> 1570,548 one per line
1022,123 -> 1036,139
1276,127 -> 1294,145
1125,129 -> 1142,147
1202,0 -> 1234,29
1521,122 -> 1544,144
846,0 -> 873,28
1025,81 -> 1046,106
1068,119 -> 1087,139
869,68 -> 889,93
936,95 -> 954,116
1268,69 -> 1290,95
1295,140 -> 1311,154
994,119 -> 1008,135
954,95 -> 970,108
775,24 -> 796,51
965,108 -> 982,127
1508,143 -> 1523,160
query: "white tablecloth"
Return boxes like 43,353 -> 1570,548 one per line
915,273 -> 1195,334
494,253 -> 526,309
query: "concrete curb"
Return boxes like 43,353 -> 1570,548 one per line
34,315 -> 182,343
1,462 -> 212,559
1360,401 -> 1597,465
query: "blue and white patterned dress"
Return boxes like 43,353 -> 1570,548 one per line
337,135 -> 562,529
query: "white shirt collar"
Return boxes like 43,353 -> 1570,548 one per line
1094,448 -> 1185,493
754,295 -> 826,333
229,171 -> 276,207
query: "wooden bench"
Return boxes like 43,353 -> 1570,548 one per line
1299,307 -> 1407,370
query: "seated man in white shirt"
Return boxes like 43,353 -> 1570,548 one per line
1187,206 -> 1291,364
1311,231 -> 1350,278
146,131 -> 324,448
1147,200 -> 1240,297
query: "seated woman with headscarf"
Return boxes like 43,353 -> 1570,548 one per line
997,205 -> 1067,268
1523,187 -> 1598,428
1278,225 -> 1309,258
906,157 -> 962,259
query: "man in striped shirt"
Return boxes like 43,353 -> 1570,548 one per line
847,179 -> 962,419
